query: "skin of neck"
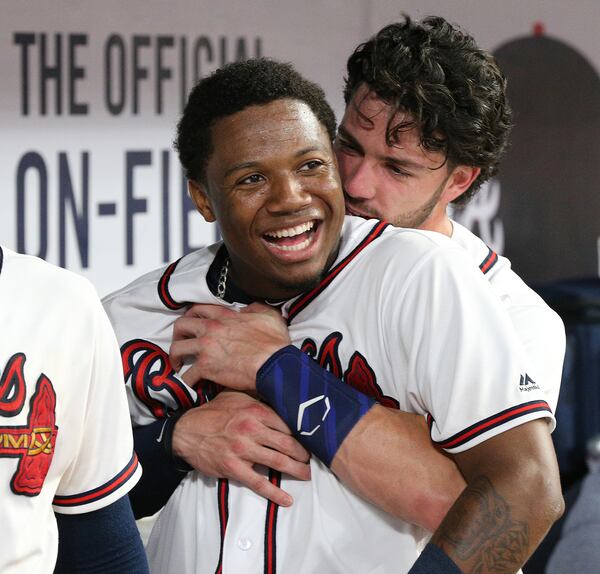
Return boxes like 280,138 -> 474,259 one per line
416,204 -> 454,237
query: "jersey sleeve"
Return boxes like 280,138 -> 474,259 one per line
102,269 -> 200,428
52,289 -> 141,514
487,259 -> 566,412
389,244 -> 555,455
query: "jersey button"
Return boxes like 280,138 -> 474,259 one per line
237,537 -> 253,551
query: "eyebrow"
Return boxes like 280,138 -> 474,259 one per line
223,161 -> 259,179
222,145 -> 328,179
337,124 -> 427,172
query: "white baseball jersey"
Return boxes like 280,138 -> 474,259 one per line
450,220 -> 565,411
104,216 -> 554,574
0,247 -> 142,574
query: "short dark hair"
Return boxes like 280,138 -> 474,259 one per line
344,16 -> 513,204
176,58 -> 337,184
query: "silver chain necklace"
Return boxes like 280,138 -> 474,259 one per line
217,257 -> 230,299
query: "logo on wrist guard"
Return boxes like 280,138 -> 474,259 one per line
297,395 -> 331,436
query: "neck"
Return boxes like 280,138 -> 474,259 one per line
226,240 -> 341,303
417,208 -> 453,237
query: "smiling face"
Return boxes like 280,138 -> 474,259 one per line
335,85 -> 479,235
190,98 -> 345,300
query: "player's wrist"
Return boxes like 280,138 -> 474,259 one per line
251,342 -> 288,388
256,345 -> 375,467
408,543 -> 462,573
163,410 -> 194,473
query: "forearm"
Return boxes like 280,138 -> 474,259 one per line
130,418 -> 188,519
428,421 -> 564,573
332,405 -> 466,531
55,496 -> 149,573
257,347 -> 466,530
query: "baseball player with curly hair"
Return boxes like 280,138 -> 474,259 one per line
129,13 -> 564,548
105,51 -> 563,573
142,16 -> 564,525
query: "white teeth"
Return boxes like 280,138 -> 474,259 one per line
265,221 -> 314,239
274,238 -> 312,252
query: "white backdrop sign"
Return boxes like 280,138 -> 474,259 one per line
2,1 -> 599,293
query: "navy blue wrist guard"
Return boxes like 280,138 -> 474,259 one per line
408,543 -> 462,573
256,345 -> 375,466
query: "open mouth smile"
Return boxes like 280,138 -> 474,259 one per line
263,220 -> 320,254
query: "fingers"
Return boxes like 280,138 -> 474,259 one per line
170,336 -> 205,373
224,444 -> 310,501
254,408 -> 311,462
251,447 -> 311,481
230,462 -> 295,507
180,362 -> 206,387
170,391 -> 311,506
261,427 -> 310,464
172,316 -> 212,342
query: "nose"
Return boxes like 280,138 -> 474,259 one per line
266,174 -> 312,214
339,157 -> 376,201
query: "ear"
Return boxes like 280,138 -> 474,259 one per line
188,180 -> 216,223
441,165 -> 481,204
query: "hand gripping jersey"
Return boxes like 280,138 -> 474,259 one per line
104,217 -> 555,574
0,247 -> 141,574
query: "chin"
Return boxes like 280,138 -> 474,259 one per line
263,243 -> 340,299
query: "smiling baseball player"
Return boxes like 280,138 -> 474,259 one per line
103,58 -> 563,574
130,16 -> 564,530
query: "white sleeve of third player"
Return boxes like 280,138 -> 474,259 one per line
52,284 -> 141,514
387,244 -> 555,455
487,259 -> 566,412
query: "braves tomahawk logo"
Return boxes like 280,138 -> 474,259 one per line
121,339 -> 222,417
301,332 -> 399,408
0,353 -> 58,496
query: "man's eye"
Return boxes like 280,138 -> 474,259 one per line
239,174 -> 264,185
388,164 -> 409,177
299,160 -> 324,171
335,138 -> 357,153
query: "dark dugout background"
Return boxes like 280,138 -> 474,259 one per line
494,34 -> 600,283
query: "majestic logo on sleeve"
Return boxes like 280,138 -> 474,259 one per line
0,353 -> 58,496
519,373 -> 540,392
301,332 -> 399,408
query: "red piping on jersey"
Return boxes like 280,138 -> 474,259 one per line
264,470 -> 281,574
287,220 -> 389,324
158,258 -> 188,310
479,248 -> 498,275
53,452 -> 139,507
429,400 -> 551,450
214,478 -> 229,574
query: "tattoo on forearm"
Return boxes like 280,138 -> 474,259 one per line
431,475 -> 529,573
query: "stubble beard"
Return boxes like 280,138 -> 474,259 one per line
392,180 -> 446,229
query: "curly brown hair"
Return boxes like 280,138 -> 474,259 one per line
344,16 -> 513,204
